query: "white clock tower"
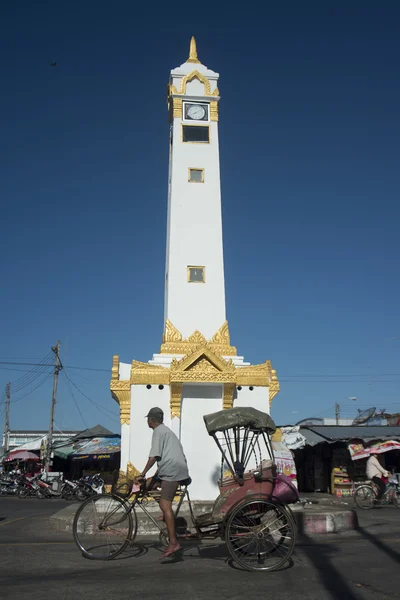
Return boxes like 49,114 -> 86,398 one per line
110,39 -> 280,501
164,37 -> 225,340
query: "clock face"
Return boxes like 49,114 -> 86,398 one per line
186,104 -> 207,121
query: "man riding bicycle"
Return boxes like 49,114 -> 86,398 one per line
134,407 -> 190,559
366,450 -> 389,500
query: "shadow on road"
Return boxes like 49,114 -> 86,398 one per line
297,533 -> 360,600
357,526 -> 400,564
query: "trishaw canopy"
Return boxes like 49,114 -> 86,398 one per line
204,407 -> 276,436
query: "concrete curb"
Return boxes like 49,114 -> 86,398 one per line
295,508 -> 358,534
50,500 -> 359,537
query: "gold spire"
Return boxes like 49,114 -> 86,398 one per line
187,36 -> 200,64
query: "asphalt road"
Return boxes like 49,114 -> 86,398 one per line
0,497 -> 400,599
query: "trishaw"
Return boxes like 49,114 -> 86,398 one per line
73,407 -> 298,571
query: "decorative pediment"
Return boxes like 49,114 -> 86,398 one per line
161,320 -> 237,356
170,345 -> 236,383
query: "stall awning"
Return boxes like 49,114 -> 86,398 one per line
71,437 -> 121,461
299,425 -> 400,447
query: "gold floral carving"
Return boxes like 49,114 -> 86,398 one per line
163,319 -> 183,343
210,101 -> 218,122
111,355 -> 119,380
223,383 -> 235,410
118,461 -> 140,487
170,382 -> 183,418
211,321 -> 230,345
110,380 -> 131,425
169,70 -> 220,97
160,321 -> 237,355
130,360 -> 170,385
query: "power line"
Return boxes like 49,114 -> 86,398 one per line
62,371 -> 119,421
63,373 -> 88,429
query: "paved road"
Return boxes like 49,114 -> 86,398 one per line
0,497 -> 399,599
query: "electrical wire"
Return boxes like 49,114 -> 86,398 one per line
62,371 -> 119,421
62,372 -> 88,429
10,372 -> 53,404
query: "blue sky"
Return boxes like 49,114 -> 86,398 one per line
1,2 -> 400,433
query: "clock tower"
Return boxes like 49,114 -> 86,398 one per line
110,39 -> 280,501
164,37 -> 225,340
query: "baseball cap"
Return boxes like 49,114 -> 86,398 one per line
145,407 -> 164,420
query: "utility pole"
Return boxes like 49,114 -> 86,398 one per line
4,382 -> 10,452
45,341 -> 62,473
335,402 -> 340,425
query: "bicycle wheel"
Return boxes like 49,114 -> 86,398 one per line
73,494 -> 136,560
354,485 -> 375,509
392,489 -> 400,508
225,498 -> 296,572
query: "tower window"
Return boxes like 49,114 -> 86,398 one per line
182,125 -> 209,143
188,266 -> 205,283
188,168 -> 204,183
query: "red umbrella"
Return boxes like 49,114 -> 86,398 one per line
4,450 -> 39,462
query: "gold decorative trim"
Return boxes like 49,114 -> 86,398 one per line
110,380 -> 131,425
111,355 -> 119,380
160,321 -> 237,356
170,345 -> 236,384
131,360 -> 170,385
170,383 -> 182,418
237,363 -> 270,387
223,383 -> 235,410
266,360 -> 280,404
163,319 -> 182,343
210,101 -> 218,122
170,70 -> 219,97
188,167 -> 205,183
118,461 -> 140,487
187,36 -> 200,64
172,97 -> 182,118
212,321 -> 230,345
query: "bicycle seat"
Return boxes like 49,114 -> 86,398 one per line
179,477 -> 192,486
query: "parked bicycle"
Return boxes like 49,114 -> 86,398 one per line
354,476 -> 400,509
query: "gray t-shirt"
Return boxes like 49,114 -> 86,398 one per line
149,424 -> 189,482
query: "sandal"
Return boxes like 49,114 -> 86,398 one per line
160,544 -> 181,559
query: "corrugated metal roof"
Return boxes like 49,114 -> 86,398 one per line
299,428 -> 329,447
301,425 -> 400,443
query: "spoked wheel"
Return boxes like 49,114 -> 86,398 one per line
73,494 -> 136,560
392,490 -> 400,508
17,486 -> 29,499
159,525 -> 170,548
354,485 -> 376,510
225,498 -> 296,572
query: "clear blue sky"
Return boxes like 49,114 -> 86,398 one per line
1,2 -> 400,433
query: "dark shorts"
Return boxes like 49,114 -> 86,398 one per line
160,480 -> 179,501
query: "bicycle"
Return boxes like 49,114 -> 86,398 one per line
354,477 -> 400,510
73,406 -> 297,572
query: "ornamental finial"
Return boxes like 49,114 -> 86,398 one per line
187,36 -> 200,64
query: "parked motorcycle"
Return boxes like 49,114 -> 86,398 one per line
75,473 -> 105,500
0,473 -> 19,496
